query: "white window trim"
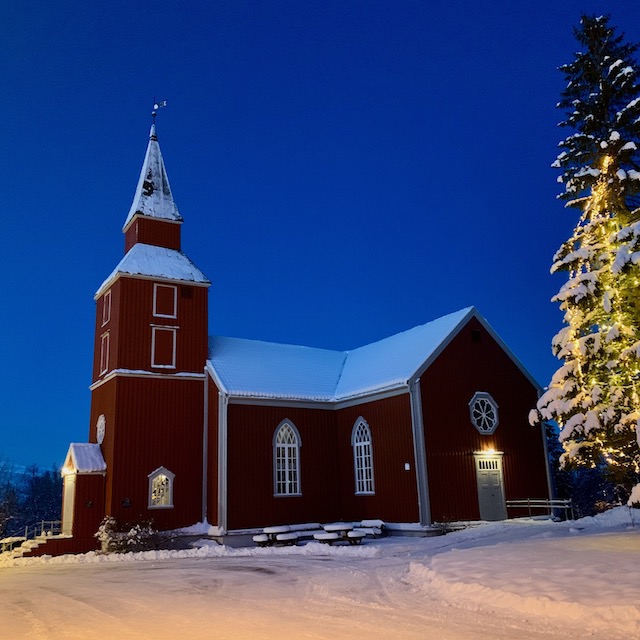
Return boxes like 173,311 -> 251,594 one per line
102,290 -> 111,326
469,392 -> 499,435
151,326 -> 177,369
352,417 -> 375,495
100,332 -> 110,375
148,466 -> 175,509
273,419 -> 302,497
153,283 -> 178,319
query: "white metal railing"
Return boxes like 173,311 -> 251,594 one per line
23,520 -> 62,540
506,499 -> 574,520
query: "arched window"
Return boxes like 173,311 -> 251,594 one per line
352,418 -> 374,495
273,420 -> 301,496
148,466 -> 175,508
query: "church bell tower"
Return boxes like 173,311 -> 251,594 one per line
85,122 -> 210,532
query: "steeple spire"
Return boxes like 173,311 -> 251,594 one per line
122,124 -> 182,232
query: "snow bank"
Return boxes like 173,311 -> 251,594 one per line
0,539 -> 378,568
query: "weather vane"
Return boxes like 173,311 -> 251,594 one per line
152,98 -> 168,123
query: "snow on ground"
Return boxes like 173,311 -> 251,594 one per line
0,508 -> 638,639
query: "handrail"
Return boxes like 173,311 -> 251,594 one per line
506,498 -> 574,520
21,520 -> 62,540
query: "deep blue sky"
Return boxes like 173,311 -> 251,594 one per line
2,1 -> 638,468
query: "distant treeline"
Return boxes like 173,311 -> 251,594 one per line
0,461 -> 62,537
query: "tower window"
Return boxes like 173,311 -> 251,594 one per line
102,290 -> 111,326
151,326 -> 176,368
153,284 -> 177,319
100,332 -> 110,375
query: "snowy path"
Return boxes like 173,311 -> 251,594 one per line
1,509 -> 638,639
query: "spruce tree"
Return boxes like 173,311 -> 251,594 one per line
533,15 -> 640,502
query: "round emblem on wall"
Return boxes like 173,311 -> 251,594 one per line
96,414 -> 106,445
468,392 -> 499,435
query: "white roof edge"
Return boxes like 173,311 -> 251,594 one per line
64,443 -> 107,474
206,361 -> 229,395
409,307 -> 541,391
95,270 -> 211,300
409,307 -> 477,384
472,311 -> 542,391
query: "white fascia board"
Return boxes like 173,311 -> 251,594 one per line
406,307 -> 541,392
205,361 -> 229,395
224,385 -> 410,410
95,272 -> 210,301
90,369 -> 205,390
472,312 -> 542,392
408,307 -> 476,386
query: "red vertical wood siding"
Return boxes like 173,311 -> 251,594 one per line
124,217 -> 181,252
93,278 -> 208,380
420,317 -> 549,522
226,404 -> 338,529
336,395 -> 419,523
225,394 -> 419,530
99,376 -> 204,531
70,474 -> 106,540
89,379 -> 117,514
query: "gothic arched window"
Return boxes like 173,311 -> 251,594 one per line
352,418 -> 374,495
274,420 -> 301,496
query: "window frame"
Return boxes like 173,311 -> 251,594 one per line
99,332 -> 110,375
352,417 -> 375,495
102,290 -> 111,326
469,392 -> 499,435
273,420 -> 302,497
153,283 -> 178,319
148,466 -> 175,509
151,326 -> 177,369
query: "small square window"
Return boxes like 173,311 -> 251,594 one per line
153,284 -> 177,319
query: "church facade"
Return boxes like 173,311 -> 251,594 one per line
39,126 -> 551,555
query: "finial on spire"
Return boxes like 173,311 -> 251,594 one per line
151,98 -> 168,124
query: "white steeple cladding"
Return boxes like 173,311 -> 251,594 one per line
123,124 -> 183,230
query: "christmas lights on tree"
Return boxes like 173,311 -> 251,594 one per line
532,15 -> 640,502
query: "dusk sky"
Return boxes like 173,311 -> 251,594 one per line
2,1 -> 639,468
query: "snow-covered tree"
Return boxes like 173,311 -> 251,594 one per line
533,15 -> 640,499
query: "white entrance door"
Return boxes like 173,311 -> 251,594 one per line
62,473 -> 76,535
474,453 -> 507,521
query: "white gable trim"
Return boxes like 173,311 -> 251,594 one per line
409,308 -> 541,391
63,443 -> 107,476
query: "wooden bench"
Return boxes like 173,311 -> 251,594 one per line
352,519 -> 386,538
252,523 -> 323,547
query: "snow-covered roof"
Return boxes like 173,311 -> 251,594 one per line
209,337 -> 347,401
95,243 -> 210,297
208,307 -> 486,402
63,443 -> 106,474
122,124 -> 183,230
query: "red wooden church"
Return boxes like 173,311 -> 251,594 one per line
43,125 -> 551,555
